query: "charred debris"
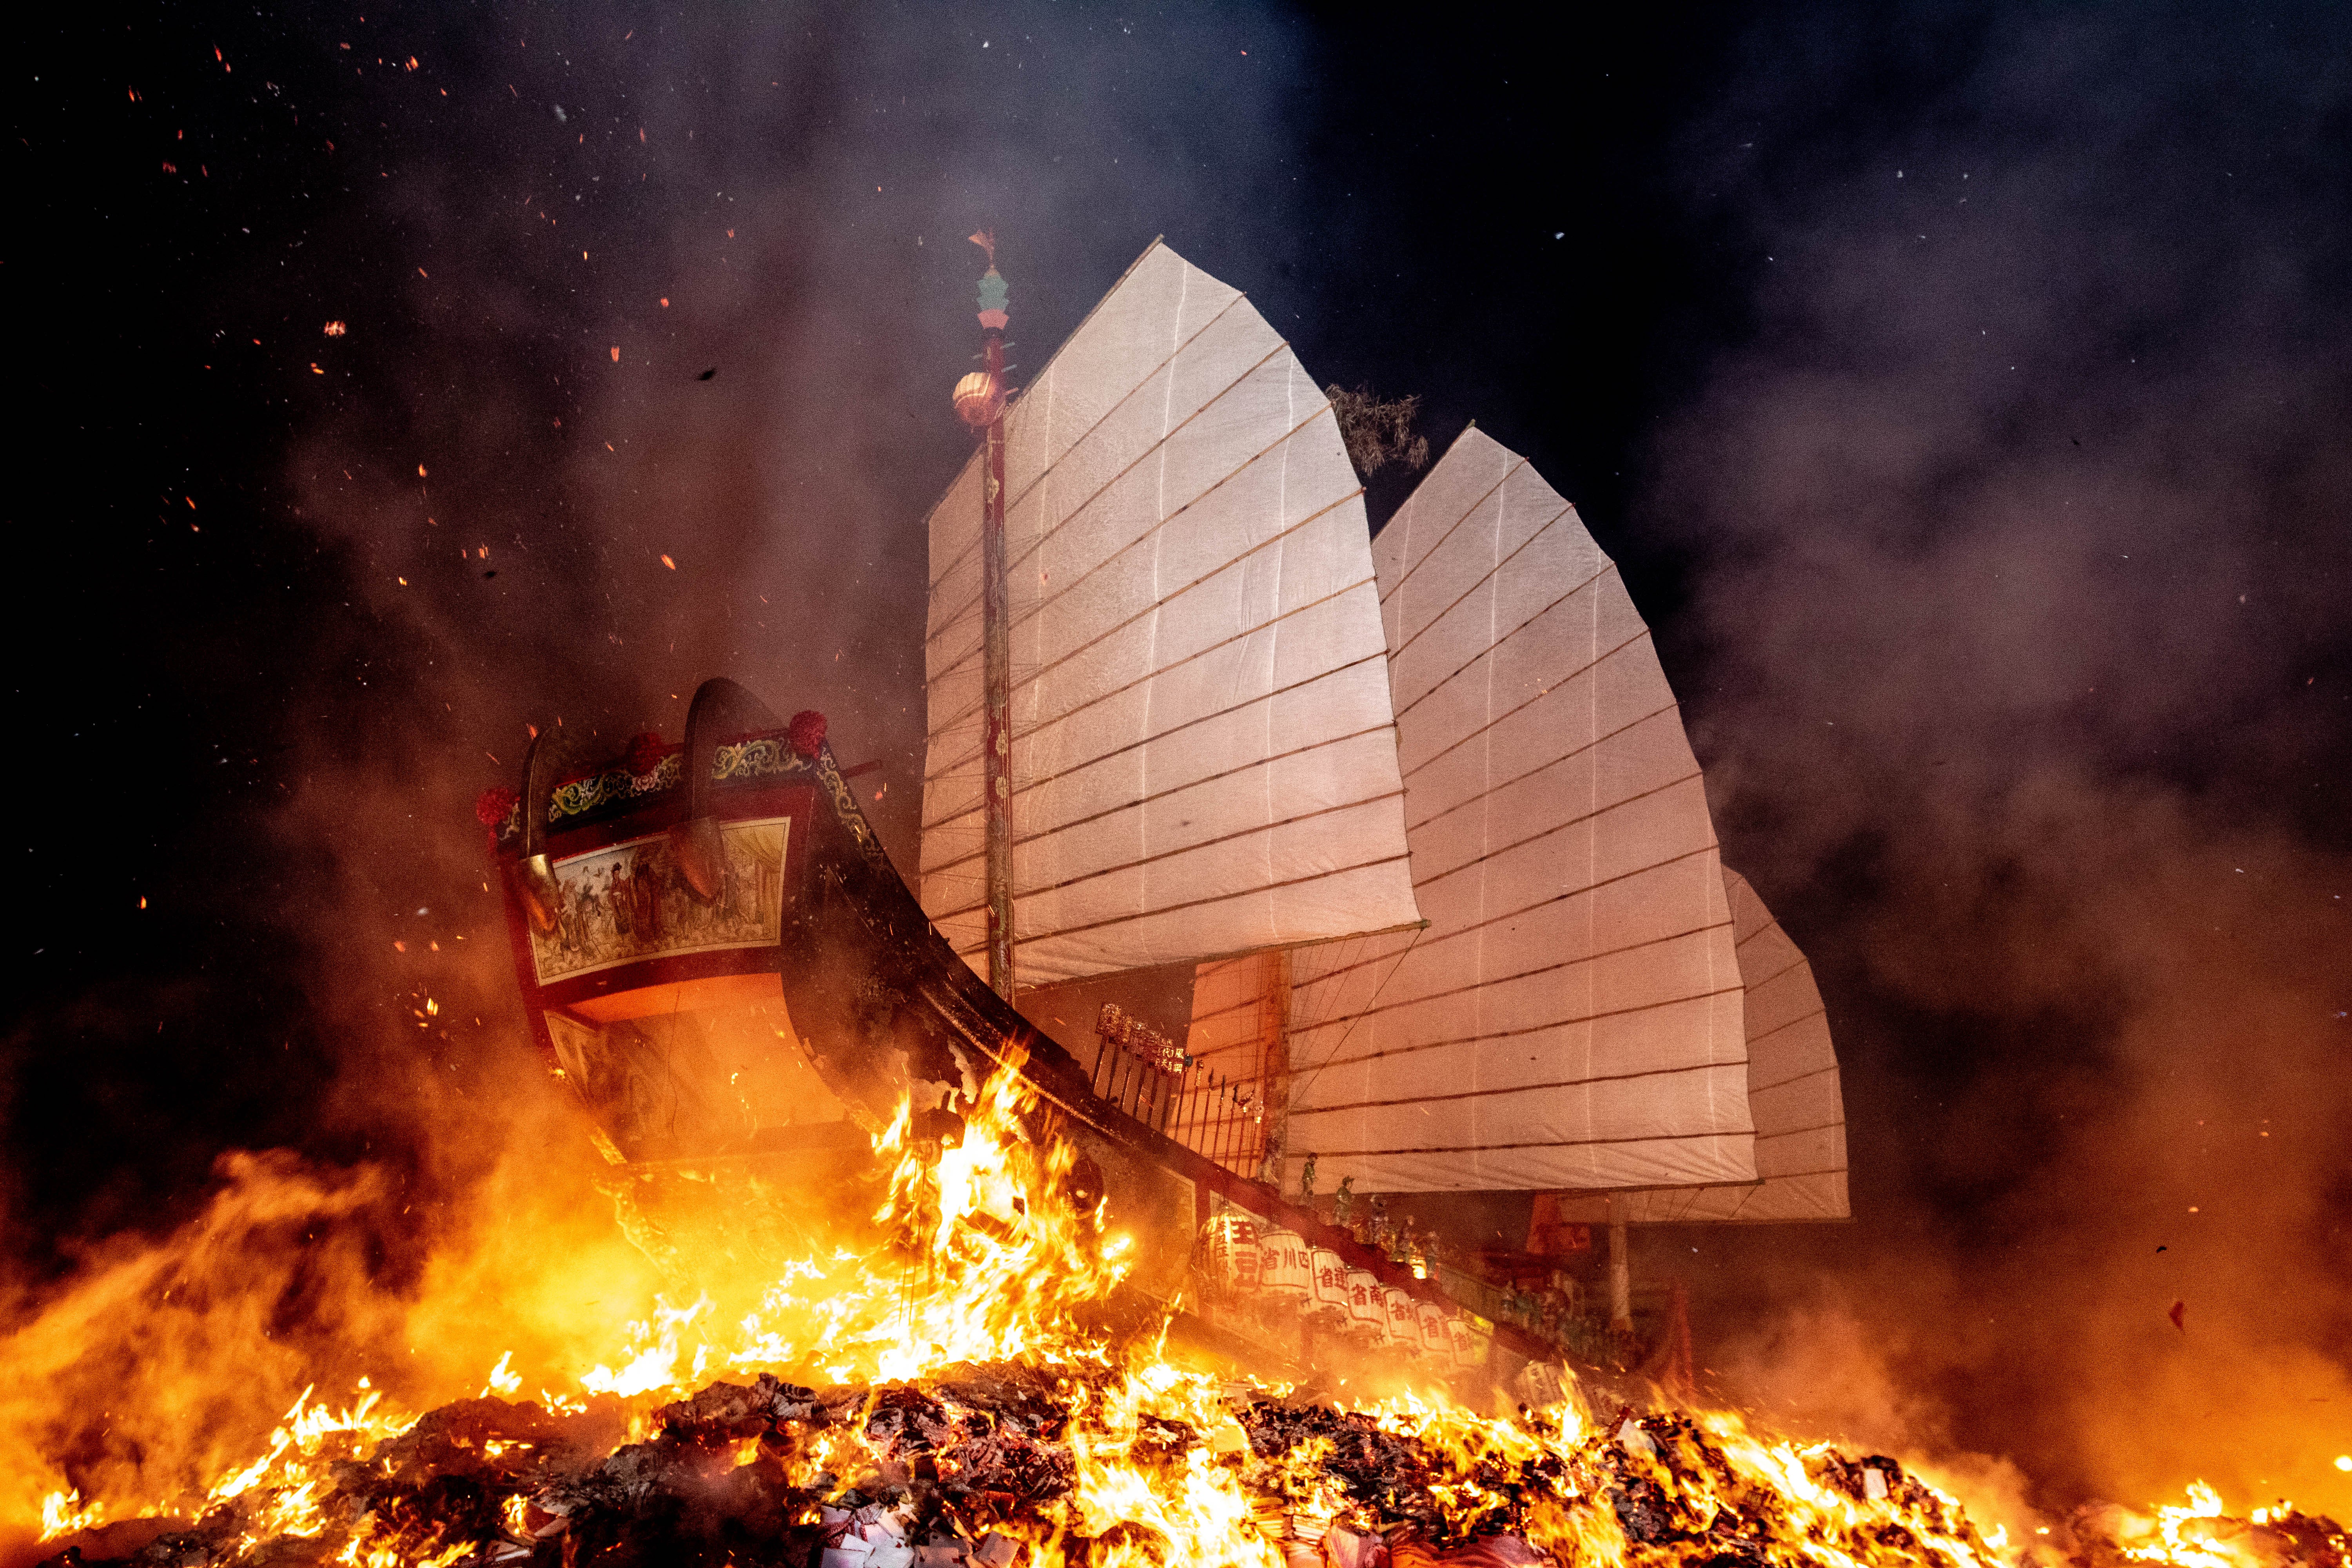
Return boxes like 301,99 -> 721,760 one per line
42,1364 -> 2347,1568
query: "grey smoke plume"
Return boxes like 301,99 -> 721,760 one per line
1642,0 -> 2352,1516
283,2 -> 1329,858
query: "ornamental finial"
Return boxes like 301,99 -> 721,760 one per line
972,231 -> 1009,330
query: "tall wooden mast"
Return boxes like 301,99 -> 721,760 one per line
968,233 -> 1015,998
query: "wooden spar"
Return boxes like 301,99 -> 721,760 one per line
982,334 -> 1012,998
1607,1196 -> 1633,1334
974,236 -> 1015,999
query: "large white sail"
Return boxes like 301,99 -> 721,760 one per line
921,241 -> 1421,986
1281,428 -> 1757,1194
1546,868 -> 1849,1222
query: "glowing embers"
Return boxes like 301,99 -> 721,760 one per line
38,1490 -> 105,1540
34,1376 -> 2026,1566
22,1063 -> 2350,1568
2093,1480 -> 2351,1567
31,1381 -> 430,1565
41,1364 -> 2347,1568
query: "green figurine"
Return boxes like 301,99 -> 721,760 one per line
1298,1153 -> 1318,1205
1333,1176 -> 1355,1226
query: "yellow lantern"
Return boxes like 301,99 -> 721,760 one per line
953,370 -> 1000,427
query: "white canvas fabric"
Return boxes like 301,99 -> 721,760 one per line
1544,869 -> 1849,1222
920,241 -> 1421,984
1281,428 -> 1757,1194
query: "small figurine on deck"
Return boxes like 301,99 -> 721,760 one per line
1297,1153 -> 1318,1207
1405,1218 -> 1430,1278
1333,1176 -> 1355,1228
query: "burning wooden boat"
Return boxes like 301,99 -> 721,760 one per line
38,239 -> 2345,1568
479,236 -> 1850,1384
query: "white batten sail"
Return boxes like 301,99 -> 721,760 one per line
1550,869 -> 1849,1222
1283,428 -> 1757,1193
921,241 -> 1421,985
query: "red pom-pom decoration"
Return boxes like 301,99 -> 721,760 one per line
475,785 -> 519,827
623,731 -> 669,776
787,709 -> 828,758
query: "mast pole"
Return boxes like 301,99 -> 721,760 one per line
972,234 -> 1015,999
1606,1196 -> 1633,1336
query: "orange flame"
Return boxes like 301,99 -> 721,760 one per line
8,1059 -> 2344,1568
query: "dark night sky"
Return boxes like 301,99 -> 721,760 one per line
6,0 -> 2349,1517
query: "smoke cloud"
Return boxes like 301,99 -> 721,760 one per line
1642,0 -> 2352,1518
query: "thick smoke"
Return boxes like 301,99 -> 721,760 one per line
1644,0 -> 2352,1517
279,0 -> 1327,852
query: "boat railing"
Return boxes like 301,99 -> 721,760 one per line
1065,999 -> 1661,1378
1084,1004 -> 1266,1177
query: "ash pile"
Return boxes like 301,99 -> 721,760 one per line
39,1367 -> 2347,1568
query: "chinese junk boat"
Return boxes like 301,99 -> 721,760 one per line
481,237 -> 1849,1385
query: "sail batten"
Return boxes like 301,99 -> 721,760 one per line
925,318 -> 1289,621
1299,1050 -> 1751,1113
918,258 -> 1251,589
1371,466 -> 1523,607
1393,608 -> 1642,734
1305,959 -> 1745,1066
1401,771 -> 1710,889
1303,1130 -> 1750,1156
922,241 -> 1421,985
1282,428 -> 1756,1195
935,788 -> 1410,906
982,478 -> 1369,695
1005,849 -> 1417,947
1381,503 -> 1583,657
927,716 -> 1402,865
1535,867 -> 1850,1222
923,525 -> 1381,793
1747,1058 -> 1837,1094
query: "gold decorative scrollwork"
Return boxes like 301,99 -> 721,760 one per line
814,747 -> 888,866
713,737 -> 808,782
534,745 -> 815,826
492,731 -> 831,844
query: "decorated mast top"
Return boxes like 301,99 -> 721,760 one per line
974,229 -> 1009,329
